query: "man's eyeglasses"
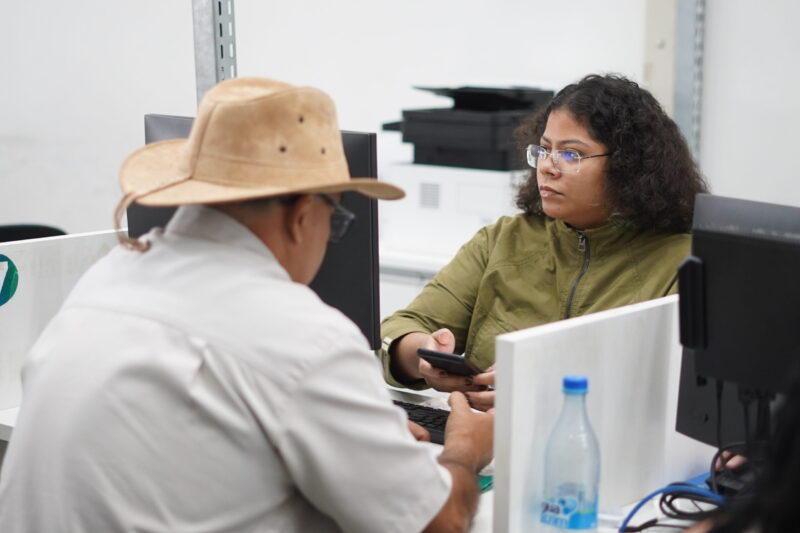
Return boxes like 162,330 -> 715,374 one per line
526,144 -> 611,174
317,194 -> 356,243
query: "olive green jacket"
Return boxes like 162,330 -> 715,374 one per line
379,214 -> 690,388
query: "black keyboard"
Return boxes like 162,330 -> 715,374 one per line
393,400 -> 449,444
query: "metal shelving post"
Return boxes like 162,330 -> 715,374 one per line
192,0 -> 237,105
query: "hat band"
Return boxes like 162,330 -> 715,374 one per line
190,152 -> 351,188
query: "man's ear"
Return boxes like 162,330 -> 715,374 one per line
283,195 -> 315,245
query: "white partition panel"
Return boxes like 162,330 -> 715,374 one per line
493,295 -> 714,533
0,231 -> 119,412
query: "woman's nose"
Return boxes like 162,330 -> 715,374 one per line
538,153 -> 561,177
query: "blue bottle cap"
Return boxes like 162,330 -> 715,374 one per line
563,375 -> 588,394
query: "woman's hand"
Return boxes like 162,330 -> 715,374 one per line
465,365 -> 495,411
416,329 -> 488,392
391,328 -> 455,385
392,328 -> 487,393
417,360 -> 487,393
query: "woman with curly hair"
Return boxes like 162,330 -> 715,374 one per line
379,74 -> 708,410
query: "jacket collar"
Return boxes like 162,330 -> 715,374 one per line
550,216 -> 643,257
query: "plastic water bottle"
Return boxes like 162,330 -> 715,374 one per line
539,375 -> 600,531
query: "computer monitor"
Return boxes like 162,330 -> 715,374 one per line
128,114 -> 381,349
676,193 -> 800,447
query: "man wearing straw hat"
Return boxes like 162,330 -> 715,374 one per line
0,78 -> 493,532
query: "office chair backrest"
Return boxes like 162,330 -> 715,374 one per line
0,225 -> 66,243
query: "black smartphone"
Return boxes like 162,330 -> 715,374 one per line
416,348 -> 482,376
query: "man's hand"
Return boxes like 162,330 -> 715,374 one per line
422,391 -> 494,533
407,420 -> 431,442
441,391 -> 494,471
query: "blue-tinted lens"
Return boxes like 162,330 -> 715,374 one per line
560,150 -> 579,163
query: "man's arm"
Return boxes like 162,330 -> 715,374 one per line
423,392 -> 494,533
276,339 -> 478,533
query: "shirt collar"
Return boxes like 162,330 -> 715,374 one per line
165,205 -> 288,277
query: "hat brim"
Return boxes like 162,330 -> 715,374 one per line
121,139 -> 405,207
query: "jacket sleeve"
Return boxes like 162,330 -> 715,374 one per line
378,226 -> 492,388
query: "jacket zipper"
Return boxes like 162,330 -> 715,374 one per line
563,232 -> 591,319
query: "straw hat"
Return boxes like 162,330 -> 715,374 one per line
114,77 -> 404,245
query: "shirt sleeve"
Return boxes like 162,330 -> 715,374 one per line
272,336 -> 452,533
378,225 -> 491,387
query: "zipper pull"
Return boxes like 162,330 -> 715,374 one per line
577,232 -> 586,252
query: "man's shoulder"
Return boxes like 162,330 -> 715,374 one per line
66,239 -> 370,365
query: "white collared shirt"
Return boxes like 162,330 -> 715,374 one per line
0,205 -> 450,533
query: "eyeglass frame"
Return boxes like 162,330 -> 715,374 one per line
317,194 -> 356,243
526,144 -> 611,174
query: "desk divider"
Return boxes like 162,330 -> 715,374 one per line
493,295 -> 714,533
0,231 -> 120,412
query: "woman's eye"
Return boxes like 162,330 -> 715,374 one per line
561,151 -> 580,162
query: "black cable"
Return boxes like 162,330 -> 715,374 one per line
620,485 -> 724,532
622,483 -> 724,532
622,517 -> 685,532
659,491 -> 720,521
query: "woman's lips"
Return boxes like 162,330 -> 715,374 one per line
539,186 -> 561,198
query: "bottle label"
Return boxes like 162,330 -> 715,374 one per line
540,482 -> 597,530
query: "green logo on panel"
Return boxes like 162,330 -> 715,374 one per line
0,255 -> 19,306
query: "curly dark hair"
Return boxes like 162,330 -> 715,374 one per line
514,74 -> 708,233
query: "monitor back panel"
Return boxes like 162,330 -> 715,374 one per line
0,231 -> 120,409
675,194 -> 800,444
129,114 -> 380,348
675,348 -> 760,447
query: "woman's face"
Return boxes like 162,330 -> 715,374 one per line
536,109 -> 613,230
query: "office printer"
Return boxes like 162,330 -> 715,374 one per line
384,86 -> 553,171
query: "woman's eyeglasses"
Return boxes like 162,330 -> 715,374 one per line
526,144 -> 611,174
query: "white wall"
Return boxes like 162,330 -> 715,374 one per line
700,0 -> 800,207
1,1 -> 196,233
235,0 -> 646,133
1,0 -> 645,233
